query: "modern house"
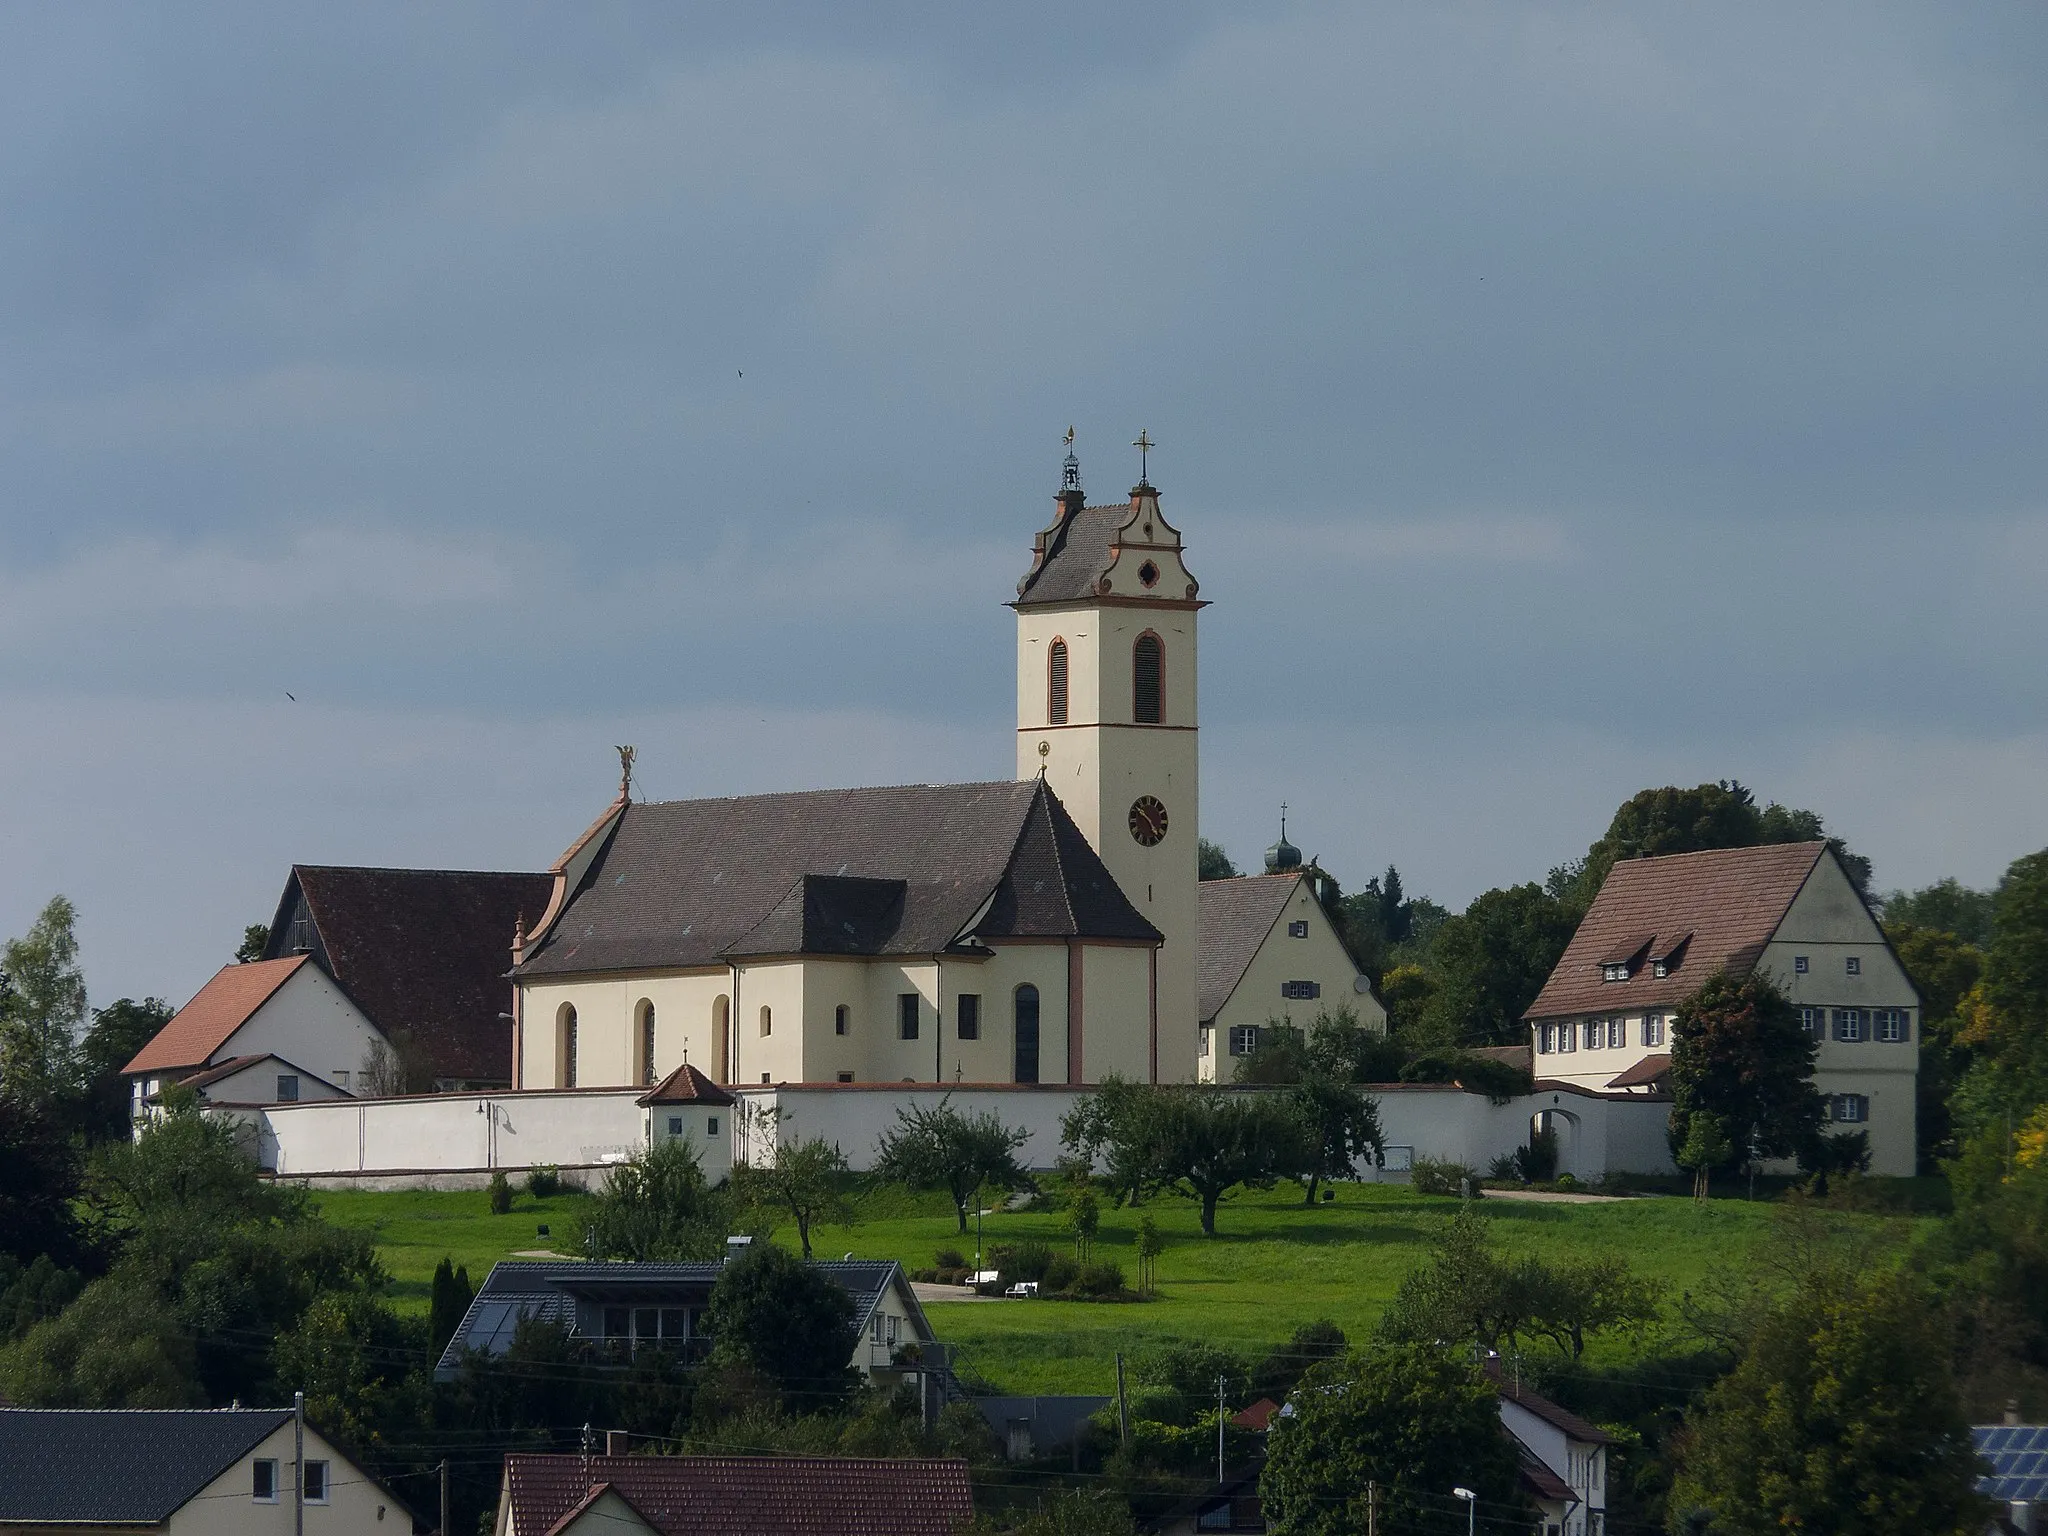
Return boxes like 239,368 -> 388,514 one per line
1196,853 -> 1382,1082
0,1406 -> 414,1533
1523,842 -> 1920,1176
492,1452 -> 973,1536
436,1259 -> 935,1384
123,955 -> 390,1123
1973,1411 -> 2047,1535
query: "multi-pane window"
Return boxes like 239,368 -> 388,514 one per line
1281,980 -> 1321,1001
1875,1008 -> 1908,1042
1558,1023 -> 1577,1053
898,993 -> 920,1041
957,993 -> 981,1040
1133,634 -> 1164,723
1643,1015 -> 1665,1047
1536,1024 -> 1553,1055
1200,1026 -> 1213,1057
1609,1018 -> 1627,1050
1288,920 -> 1309,938
1794,956 -> 1810,974
1601,962 -> 1630,982
1586,1019 -> 1606,1049
1229,1025 -> 1261,1057
1834,1008 -> 1865,1042
1830,1094 -> 1870,1124
1047,639 -> 1070,725
1845,956 -> 1862,975
1800,1007 -> 1825,1038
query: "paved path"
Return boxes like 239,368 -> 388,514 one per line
1481,1188 -> 1634,1205
911,1281 -> 1000,1304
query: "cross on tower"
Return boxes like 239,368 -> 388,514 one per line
1133,429 -> 1155,483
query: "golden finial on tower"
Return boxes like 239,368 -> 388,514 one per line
616,744 -> 636,802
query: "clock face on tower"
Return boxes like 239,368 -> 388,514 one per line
1128,795 -> 1169,847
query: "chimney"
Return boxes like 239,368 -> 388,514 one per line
606,1430 -> 630,1458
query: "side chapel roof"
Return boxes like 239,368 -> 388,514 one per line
515,778 -> 1158,978
1197,873 -> 1306,1025
122,956 -> 310,1075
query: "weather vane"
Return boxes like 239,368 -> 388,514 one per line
1062,426 -> 1081,493
616,744 -> 636,801
1133,429 -> 1155,483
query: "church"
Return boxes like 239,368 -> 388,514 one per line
504,445 -> 1380,1094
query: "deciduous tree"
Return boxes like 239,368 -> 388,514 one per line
582,1139 -> 736,1261
0,896 -> 86,1102
1668,971 -> 1822,1173
735,1135 -> 856,1258
875,1098 -> 1031,1232
704,1241 -> 858,1409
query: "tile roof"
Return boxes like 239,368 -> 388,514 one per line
123,956 -> 310,1075
1231,1397 -> 1281,1431
504,1453 -> 974,1536
638,1062 -> 735,1107
1197,874 -> 1302,1024
1607,1052 -> 1673,1089
1014,502 -> 1129,605
276,865 -> 554,1084
0,1407 -> 291,1522
1488,1364 -> 1615,1445
1524,842 -> 1830,1021
516,780 -> 1156,979
1510,1434 -> 1578,1504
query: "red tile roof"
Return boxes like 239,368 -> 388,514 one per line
1487,1363 -> 1614,1445
1607,1052 -> 1673,1090
1231,1398 -> 1280,1431
503,1455 -> 973,1536
637,1063 -> 735,1107
1524,843 -> 1829,1021
122,957 -> 310,1075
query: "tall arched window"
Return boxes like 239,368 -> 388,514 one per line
1047,638 -> 1069,725
713,995 -> 731,1083
1132,633 -> 1163,724
558,1004 -> 579,1088
759,1005 -> 773,1037
835,1004 -> 849,1037
1013,984 -> 1041,1084
637,1000 -> 657,1086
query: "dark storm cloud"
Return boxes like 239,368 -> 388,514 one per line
0,2 -> 2043,1000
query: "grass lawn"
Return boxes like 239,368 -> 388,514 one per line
311,1180 -> 1931,1394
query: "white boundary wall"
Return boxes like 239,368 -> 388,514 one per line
238,1080 -> 1676,1187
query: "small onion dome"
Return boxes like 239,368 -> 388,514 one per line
1265,831 -> 1302,874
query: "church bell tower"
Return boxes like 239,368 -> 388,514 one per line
1013,432 -> 1203,1081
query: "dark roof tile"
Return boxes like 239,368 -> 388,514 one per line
0,1408 -> 291,1523
1197,874 -> 1302,1024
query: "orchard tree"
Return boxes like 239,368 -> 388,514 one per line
1668,971 -> 1822,1173
875,1098 -> 1031,1232
1287,1073 -> 1384,1203
582,1139 -> 736,1261
1262,1344 -> 1523,1536
735,1135 -> 856,1258
1670,1268 -> 1987,1535
1151,1088 -> 1310,1235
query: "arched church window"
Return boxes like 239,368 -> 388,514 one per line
713,995 -> 731,1084
835,1004 -> 849,1036
1133,633 -> 1163,724
1014,984 -> 1040,1085
1048,639 -> 1069,725
558,1004 -> 578,1089
637,1000 -> 656,1086
760,1005 -> 773,1038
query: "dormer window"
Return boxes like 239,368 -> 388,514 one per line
1650,933 -> 1691,980
1598,934 -> 1656,983
1601,962 -> 1630,983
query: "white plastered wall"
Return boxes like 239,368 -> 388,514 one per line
1201,877 -> 1384,1081
165,1419 -> 399,1534
517,971 -> 736,1090
203,963 -> 389,1092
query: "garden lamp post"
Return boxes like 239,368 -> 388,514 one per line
975,1206 -> 994,1271
1453,1487 -> 1476,1536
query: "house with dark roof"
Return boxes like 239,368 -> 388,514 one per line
1488,1366 -> 1616,1536
437,1258 -> 933,1384
509,775 -> 1162,1094
493,1452 -> 973,1536
263,864 -> 554,1090
122,954 -> 390,1122
1195,843 -> 1382,1081
0,1406 -> 415,1532
1524,842 -> 1920,1176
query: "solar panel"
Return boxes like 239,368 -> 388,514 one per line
1973,1425 -> 2048,1503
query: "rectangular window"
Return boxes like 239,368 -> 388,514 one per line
1642,1015 -> 1663,1047
1610,1018 -> 1628,1051
1800,1007 -> 1824,1038
1280,980 -> 1321,1001
706,1115 -> 720,1136
1585,1019 -> 1605,1049
1846,956 -> 1862,975
898,992 -> 920,1040
834,1005 -> 848,1036
1229,1025 -> 1260,1057
1835,1008 -> 1865,1042
334,1069 -> 349,1091
1601,962 -> 1629,982
1559,1023 -> 1576,1053
304,1460 -> 329,1504
1795,955 -> 1810,974
1288,920 -> 1309,938
1200,1026 -> 1213,1057
836,1071 -> 854,1083
276,1074 -> 299,1102
667,1116 -> 683,1136
957,994 -> 981,1040
1876,1009 -> 1908,1043
1536,1025 -> 1553,1055
1830,1094 -> 1869,1124
253,1459 -> 279,1503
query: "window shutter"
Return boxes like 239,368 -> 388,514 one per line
1132,634 -> 1163,723
1048,640 -> 1069,725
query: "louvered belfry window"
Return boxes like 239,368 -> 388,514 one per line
1133,633 -> 1163,723
1048,639 -> 1069,725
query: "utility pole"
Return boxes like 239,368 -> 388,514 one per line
1115,1354 -> 1130,1447
1215,1376 -> 1226,1486
439,1458 -> 449,1535
293,1391 -> 305,1536
1367,1480 -> 1377,1536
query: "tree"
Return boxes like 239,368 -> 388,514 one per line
0,1271 -> 202,1408
1673,1111 -> 1733,1202
703,1241 -> 858,1408
735,1136 -> 855,1258
1150,1088 -> 1309,1236
1135,1215 -> 1164,1297
1198,839 -> 1239,881
1883,878 -> 1996,948
235,924 -> 270,964
1062,1075 -> 1170,1206
0,896 -> 87,1102
581,1139 -> 735,1261
1669,1268 -> 1988,1535
1066,1186 -> 1100,1262
1287,1073 -> 1384,1203
1415,883 -> 1579,1047
0,1094 -> 84,1267
1261,1344 -> 1523,1536
876,1098 -> 1031,1232
1668,971 -> 1822,1174
1953,849 -> 2048,1127
429,1256 -> 475,1360
73,998 -> 172,1143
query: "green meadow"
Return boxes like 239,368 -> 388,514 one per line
308,1181 -> 1927,1394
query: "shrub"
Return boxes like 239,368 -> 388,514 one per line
991,1240 -> 1056,1285
1070,1260 -> 1128,1297
1486,1153 -> 1523,1183
1515,1126 -> 1559,1184
933,1248 -> 968,1272
526,1165 -> 562,1198
1409,1157 -> 1481,1197
1041,1254 -> 1080,1292
487,1171 -> 513,1214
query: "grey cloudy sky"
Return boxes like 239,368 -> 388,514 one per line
2,2 -> 2044,1007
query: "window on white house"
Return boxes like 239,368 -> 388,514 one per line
1835,1009 -> 1865,1042
1830,1094 -> 1870,1124
1288,920 -> 1309,938
334,1069 -> 350,1091
1558,1023 -> 1577,1053
304,1460 -> 329,1504
1846,956 -> 1862,976
276,1075 -> 299,1102
1610,1017 -> 1628,1050
1586,1019 -> 1605,1049
1536,1025 -> 1553,1055
1795,956 -> 1809,974
253,1459 -> 279,1502
1643,1015 -> 1666,1047
1601,962 -> 1630,982
835,1005 -> 849,1036
1229,1025 -> 1260,1057
899,993 -> 920,1040
759,1005 -> 772,1037
1800,1007 -> 1824,1038
1876,1008 -> 1908,1042
1200,1026 -> 1213,1056
667,1116 -> 684,1136
837,1071 -> 854,1083
958,994 -> 981,1040
1281,980 -> 1321,1001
